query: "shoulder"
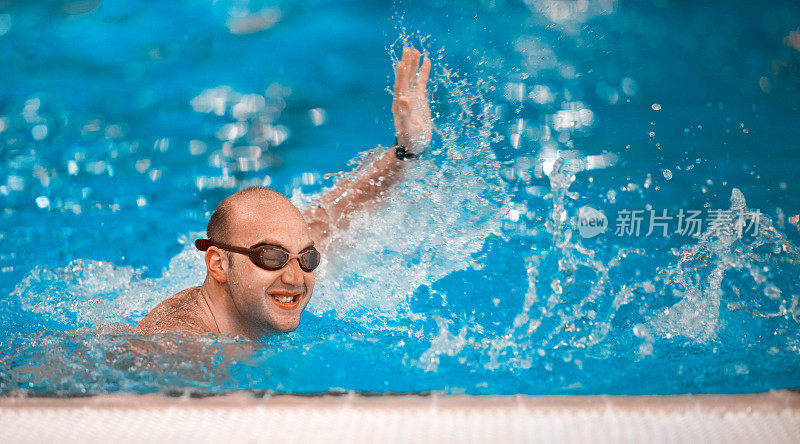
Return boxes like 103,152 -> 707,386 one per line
135,287 -> 212,336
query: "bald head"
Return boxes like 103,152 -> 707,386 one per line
207,187 -> 303,243
197,186 -> 316,338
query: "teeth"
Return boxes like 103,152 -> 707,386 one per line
273,295 -> 295,304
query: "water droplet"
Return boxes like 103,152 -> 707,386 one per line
67,160 -> 79,175
651,103 -> 661,111
621,77 -> 638,96
662,169 -> 672,180
35,196 -> 49,209
730,188 -> 746,211
31,124 -> 48,140
309,108 -> 327,126
764,284 -> 781,300
189,140 -> 207,155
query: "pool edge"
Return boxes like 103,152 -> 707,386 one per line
2,391 -> 799,443
1,389 -> 798,413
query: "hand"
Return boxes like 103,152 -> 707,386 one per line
392,46 -> 432,153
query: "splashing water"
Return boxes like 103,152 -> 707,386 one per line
7,236 -> 208,329
306,52 -> 509,318
653,188 -> 800,340
2,0 -> 800,396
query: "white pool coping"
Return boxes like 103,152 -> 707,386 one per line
1,390 -> 799,443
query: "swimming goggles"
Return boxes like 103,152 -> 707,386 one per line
195,239 -> 321,272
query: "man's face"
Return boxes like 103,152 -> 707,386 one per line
223,197 -> 316,335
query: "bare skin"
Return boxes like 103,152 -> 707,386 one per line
305,46 -> 432,243
137,191 -> 315,339
136,47 -> 432,340
134,288 -> 213,336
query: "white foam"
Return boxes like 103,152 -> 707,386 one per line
10,236 -> 207,327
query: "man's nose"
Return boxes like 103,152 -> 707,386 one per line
280,257 -> 304,285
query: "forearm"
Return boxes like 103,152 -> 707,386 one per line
304,147 -> 404,243
305,46 -> 431,246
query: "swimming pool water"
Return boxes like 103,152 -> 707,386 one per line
1,0 -> 799,395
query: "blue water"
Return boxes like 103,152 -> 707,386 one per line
1,0 -> 800,395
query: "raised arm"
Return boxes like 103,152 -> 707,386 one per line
304,46 -> 432,245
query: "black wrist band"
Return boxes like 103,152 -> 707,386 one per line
393,137 -> 418,160
394,145 -> 417,160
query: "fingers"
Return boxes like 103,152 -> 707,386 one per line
409,49 -> 421,87
394,46 -> 428,97
416,56 -> 431,95
394,47 -> 412,96
391,46 -> 433,149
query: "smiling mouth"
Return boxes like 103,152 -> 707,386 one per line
269,292 -> 302,310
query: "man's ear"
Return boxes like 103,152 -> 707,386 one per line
205,247 -> 228,283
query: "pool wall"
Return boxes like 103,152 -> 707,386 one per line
2,391 -> 799,443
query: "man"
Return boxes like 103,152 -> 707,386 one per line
135,47 -> 432,339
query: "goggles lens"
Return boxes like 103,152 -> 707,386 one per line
195,239 -> 321,272
257,247 -> 320,272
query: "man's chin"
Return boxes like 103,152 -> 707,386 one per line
272,323 -> 299,333
266,315 -> 301,333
